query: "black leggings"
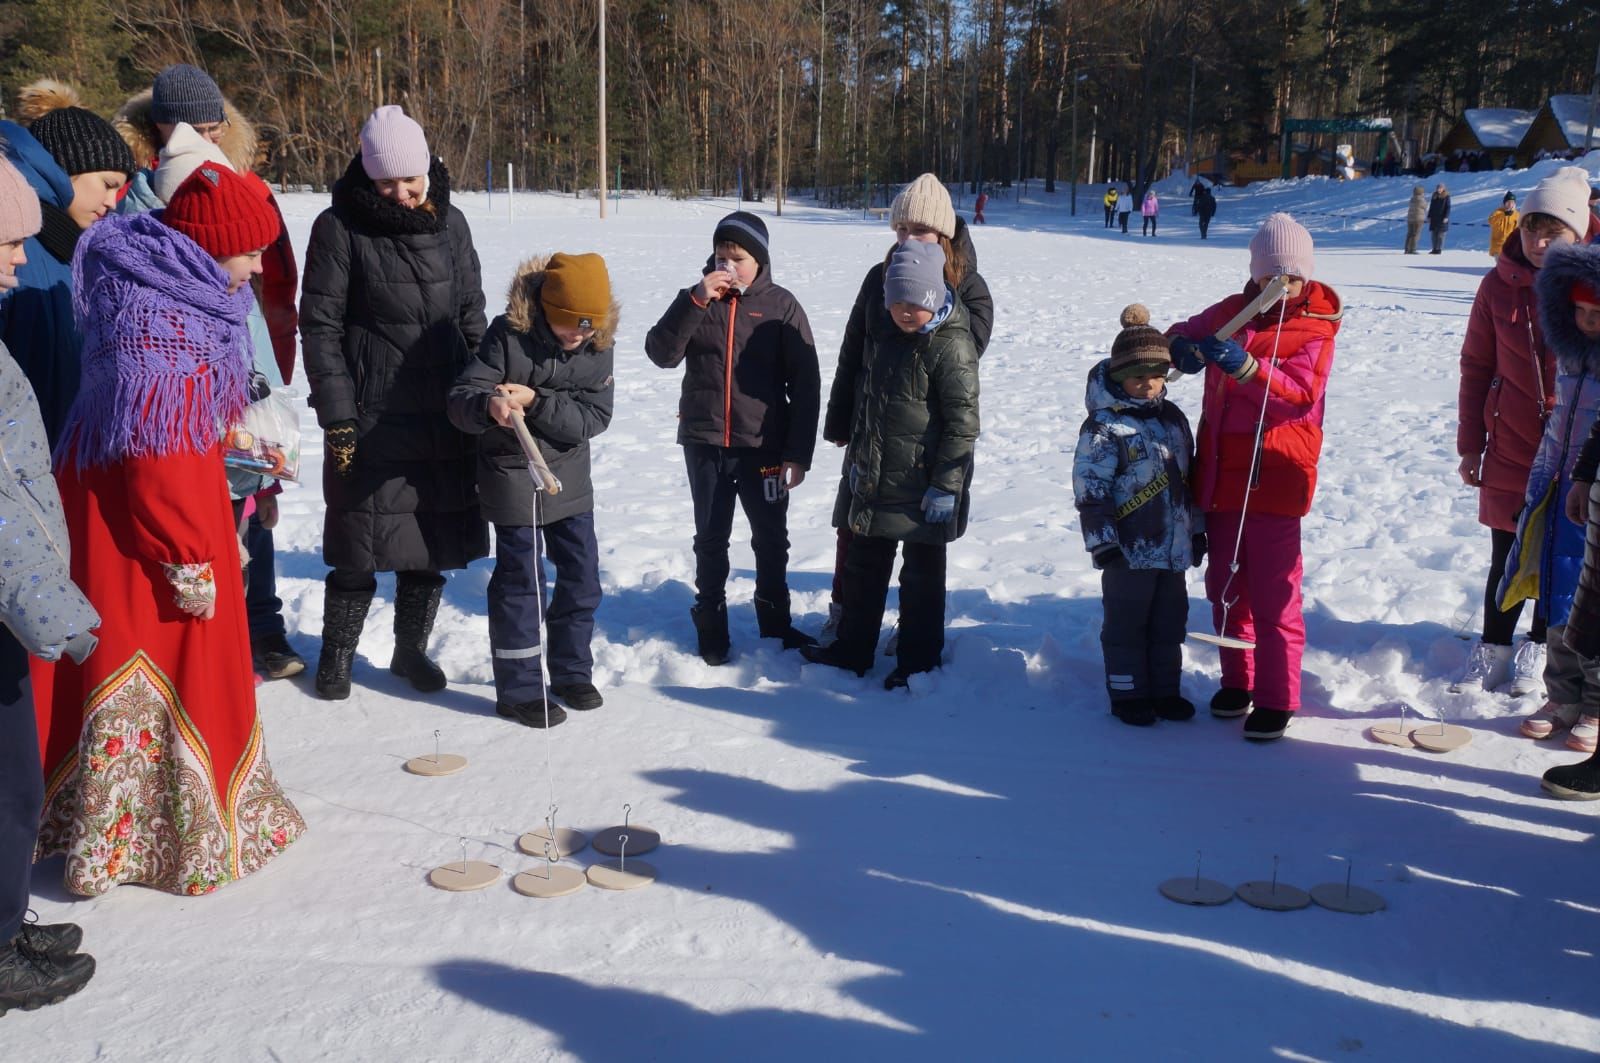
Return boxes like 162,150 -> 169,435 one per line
1484,527 -> 1547,645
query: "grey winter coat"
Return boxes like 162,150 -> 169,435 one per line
300,154 -> 489,572
832,291 -> 980,544
644,261 -> 821,468
0,344 -> 98,662
1072,360 -> 1201,570
448,257 -> 617,527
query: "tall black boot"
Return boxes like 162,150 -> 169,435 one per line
315,579 -> 374,700
690,602 -> 730,666
391,573 -> 448,692
1542,746 -> 1600,800
754,593 -> 816,649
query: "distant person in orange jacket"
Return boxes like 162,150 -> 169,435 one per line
1488,192 -> 1519,258
973,190 -> 988,224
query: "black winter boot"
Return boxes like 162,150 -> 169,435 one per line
0,936 -> 95,1015
391,574 -> 448,692
1243,707 -> 1293,741
1210,687 -> 1252,718
690,603 -> 731,666
754,594 -> 817,649
1112,699 -> 1158,726
316,580 -> 375,700
1153,695 -> 1196,721
799,641 -> 871,677
1542,747 -> 1600,800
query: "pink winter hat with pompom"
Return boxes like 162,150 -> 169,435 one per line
359,106 -> 430,181
0,153 -> 41,246
1249,212 -> 1315,282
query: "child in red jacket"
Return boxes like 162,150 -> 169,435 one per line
1166,213 -> 1342,741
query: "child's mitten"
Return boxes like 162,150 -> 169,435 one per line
1168,336 -> 1206,374
1198,337 -> 1258,381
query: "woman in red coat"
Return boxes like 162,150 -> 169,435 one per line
31,164 -> 303,897
1454,166 -> 1596,697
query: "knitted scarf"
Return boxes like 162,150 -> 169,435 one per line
331,152 -> 453,237
59,211 -> 251,469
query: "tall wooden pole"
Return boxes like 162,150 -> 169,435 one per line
598,0 -> 608,218
777,62 -> 785,216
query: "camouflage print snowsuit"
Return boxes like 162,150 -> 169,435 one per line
1073,359 -> 1200,702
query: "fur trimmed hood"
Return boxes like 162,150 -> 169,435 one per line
112,87 -> 258,173
504,254 -> 620,349
1536,242 -> 1600,377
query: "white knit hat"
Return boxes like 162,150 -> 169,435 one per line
360,106 -> 430,181
153,123 -> 233,205
1523,165 -> 1593,238
890,173 -> 957,240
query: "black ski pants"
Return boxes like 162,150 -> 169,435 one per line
1100,566 -> 1188,703
684,443 -> 790,609
834,536 -> 947,674
1119,211 -> 1131,233
0,629 -> 42,943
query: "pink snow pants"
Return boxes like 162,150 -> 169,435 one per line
1203,510 -> 1305,711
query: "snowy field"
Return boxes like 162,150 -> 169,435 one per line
11,163 -> 1600,1060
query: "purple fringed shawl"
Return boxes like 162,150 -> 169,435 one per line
58,212 -> 252,470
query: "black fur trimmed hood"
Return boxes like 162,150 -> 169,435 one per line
1536,242 -> 1600,376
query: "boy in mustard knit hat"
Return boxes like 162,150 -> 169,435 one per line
449,253 -> 617,725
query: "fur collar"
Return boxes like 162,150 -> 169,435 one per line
504,254 -> 620,349
1536,243 -> 1600,376
332,153 -> 453,236
112,88 -> 258,172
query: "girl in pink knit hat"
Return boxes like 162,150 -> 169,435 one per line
1164,212 -> 1343,741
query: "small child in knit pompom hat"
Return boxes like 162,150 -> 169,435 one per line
1073,302 -> 1202,727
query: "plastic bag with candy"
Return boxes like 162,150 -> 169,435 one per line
224,388 -> 302,482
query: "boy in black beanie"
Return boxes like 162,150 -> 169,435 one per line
646,211 -> 821,664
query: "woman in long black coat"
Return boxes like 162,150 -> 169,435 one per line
300,106 -> 488,699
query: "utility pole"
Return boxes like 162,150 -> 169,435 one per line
1586,37 -> 1600,153
1185,55 -> 1197,175
598,0 -> 608,218
816,0 -> 826,194
1070,73 -> 1085,215
777,61 -> 785,216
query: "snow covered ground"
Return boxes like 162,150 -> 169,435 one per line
11,164 -> 1600,1061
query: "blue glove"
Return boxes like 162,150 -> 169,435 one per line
921,488 -> 956,524
1168,336 -> 1206,375
1198,337 -> 1254,378
849,464 -> 862,493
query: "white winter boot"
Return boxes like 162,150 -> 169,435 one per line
1506,637 -> 1547,697
1449,640 -> 1514,693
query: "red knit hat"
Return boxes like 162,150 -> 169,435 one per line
162,164 -> 280,258
1574,279 -> 1600,308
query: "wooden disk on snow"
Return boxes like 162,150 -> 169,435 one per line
1410,724 -> 1471,753
592,825 -> 661,857
1310,883 -> 1387,915
428,860 -> 500,892
518,826 -> 589,858
404,753 -> 468,776
1189,632 -> 1256,651
1235,880 -> 1311,911
512,864 -> 587,899
587,859 -> 657,891
1159,877 -> 1234,906
1367,723 -> 1416,749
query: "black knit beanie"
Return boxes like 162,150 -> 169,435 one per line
29,107 -> 136,178
713,211 -> 770,268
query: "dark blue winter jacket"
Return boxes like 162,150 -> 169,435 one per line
1500,243 -> 1600,628
1073,359 -> 1201,570
0,121 -> 80,447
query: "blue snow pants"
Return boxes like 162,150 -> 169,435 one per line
489,515 -> 601,704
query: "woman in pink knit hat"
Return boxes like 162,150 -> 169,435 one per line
299,105 -> 487,702
1164,212 -> 1343,741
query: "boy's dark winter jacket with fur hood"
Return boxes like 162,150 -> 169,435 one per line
448,256 -> 617,527
644,257 -> 820,467
831,291 -> 980,544
300,153 -> 488,573
1072,360 -> 1201,570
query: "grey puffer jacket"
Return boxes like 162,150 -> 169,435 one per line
300,154 -> 489,572
1072,360 -> 1201,571
832,292 -> 980,544
448,256 -> 617,527
0,344 -> 98,662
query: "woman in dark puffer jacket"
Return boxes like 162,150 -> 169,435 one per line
300,106 -> 488,700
